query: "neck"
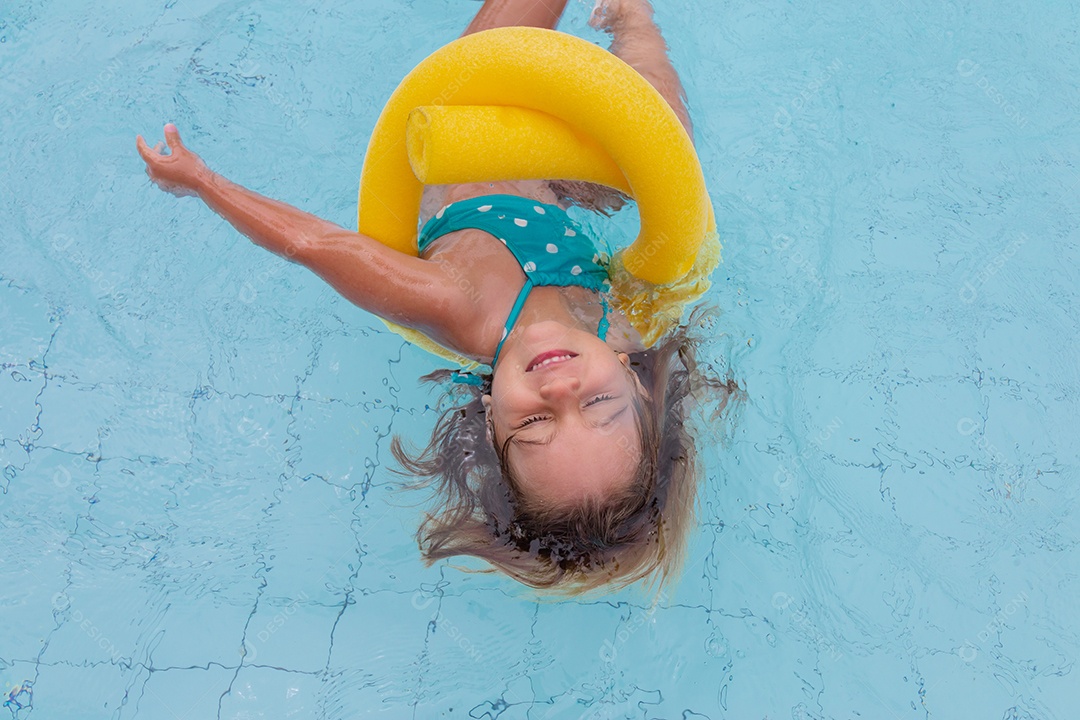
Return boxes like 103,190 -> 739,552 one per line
488,287 -> 585,367
514,286 -> 598,334
506,287 -> 641,354
496,284 -> 639,358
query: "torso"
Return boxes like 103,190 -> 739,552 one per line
417,180 -> 643,363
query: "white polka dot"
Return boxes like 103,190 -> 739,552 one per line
592,253 -> 600,263
546,243 -> 558,254
499,237 -> 507,245
514,218 -> 528,227
436,206 -> 446,219
501,328 -> 508,339
523,261 -> 536,272
570,265 -> 582,275
533,205 -> 546,215
564,227 -> 576,237
477,205 -> 492,212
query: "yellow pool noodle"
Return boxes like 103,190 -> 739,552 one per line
405,105 -> 631,194
358,26 -> 713,286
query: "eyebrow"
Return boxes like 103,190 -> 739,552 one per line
509,405 -> 630,448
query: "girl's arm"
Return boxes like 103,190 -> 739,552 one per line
136,125 -> 461,332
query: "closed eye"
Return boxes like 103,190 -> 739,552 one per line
514,395 -> 614,431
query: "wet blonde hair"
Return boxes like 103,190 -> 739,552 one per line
391,311 -> 739,596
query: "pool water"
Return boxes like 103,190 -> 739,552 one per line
2,0 -> 1078,717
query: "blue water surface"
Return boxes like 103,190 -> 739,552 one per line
1,0 -> 1078,718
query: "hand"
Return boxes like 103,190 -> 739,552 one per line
136,124 -> 210,197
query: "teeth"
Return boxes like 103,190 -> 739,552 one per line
532,354 -> 573,370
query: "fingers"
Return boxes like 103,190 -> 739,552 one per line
164,123 -> 185,150
136,134 -> 154,162
137,126 -> 182,163
136,134 -> 169,164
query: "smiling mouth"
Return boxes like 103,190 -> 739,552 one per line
526,350 -> 578,372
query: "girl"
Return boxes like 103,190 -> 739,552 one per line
137,0 -> 734,594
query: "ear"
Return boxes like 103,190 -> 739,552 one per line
619,354 -> 651,400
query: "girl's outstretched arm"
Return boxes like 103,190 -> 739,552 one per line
591,0 -> 694,139
136,124 -> 463,333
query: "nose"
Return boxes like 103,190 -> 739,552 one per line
538,374 -> 581,400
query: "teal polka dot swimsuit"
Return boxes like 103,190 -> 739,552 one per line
418,194 -> 613,367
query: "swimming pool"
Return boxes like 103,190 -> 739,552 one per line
2,0 -> 1077,716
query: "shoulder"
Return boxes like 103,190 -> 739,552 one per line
424,295 -> 502,365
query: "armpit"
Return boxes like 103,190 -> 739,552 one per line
547,180 -> 631,217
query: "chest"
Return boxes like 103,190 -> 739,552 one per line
421,229 -> 642,358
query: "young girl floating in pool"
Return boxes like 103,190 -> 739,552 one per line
137,0 -> 734,594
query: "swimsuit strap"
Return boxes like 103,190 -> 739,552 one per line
597,295 -> 610,342
492,278 -> 534,366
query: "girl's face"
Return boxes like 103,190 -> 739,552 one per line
485,321 -> 646,509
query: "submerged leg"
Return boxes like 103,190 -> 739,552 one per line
463,0 -> 571,36
590,0 -> 693,139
